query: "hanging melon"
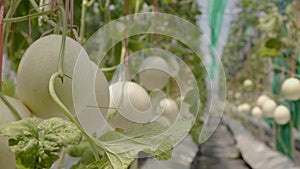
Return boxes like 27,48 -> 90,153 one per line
281,77 -> 300,101
262,99 -> 277,117
251,106 -> 263,119
273,105 -> 291,125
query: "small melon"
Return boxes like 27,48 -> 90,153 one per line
251,106 -> 263,119
273,105 -> 291,125
108,81 -> 151,129
262,99 -> 277,117
159,98 -> 179,123
256,95 -> 270,107
139,56 -> 170,90
243,79 -> 253,91
281,77 -> 300,101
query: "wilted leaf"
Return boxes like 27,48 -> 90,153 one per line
0,118 -> 82,169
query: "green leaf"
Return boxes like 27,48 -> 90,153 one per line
1,79 -> 16,97
94,119 -> 192,169
259,48 -> 279,58
67,141 -> 91,157
162,0 -> 173,4
265,38 -> 281,49
68,140 -> 97,169
190,120 -> 203,145
94,151 -> 133,169
0,118 -> 82,169
72,149 -> 96,169
184,89 -> 200,116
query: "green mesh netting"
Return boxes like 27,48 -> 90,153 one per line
275,122 -> 293,159
208,0 -> 227,79
272,52 -> 299,159
290,100 -> 300,129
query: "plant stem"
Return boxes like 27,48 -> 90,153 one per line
272,64 -> 300,78
4,0 -> 21,47
29,0 -> 56,27
290,54 -> 296,76
135,0 -> 140,14
70,0 -> 74,37
120,42 -> 126,64
3,11 -> 53,23
49,72 -> 101,165
79,0 -> 94,43
80,0 -> 87,44
87,0 -> 95,7
0,93 -> 22,120
65,0 -> 69,32
72,28 -> 80,42
101,65 -> 119,72
50,6 -> 103,166
57,6 -> 66,77
0,0 -> 4,85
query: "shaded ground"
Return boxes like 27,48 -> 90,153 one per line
191,123 -> 250,169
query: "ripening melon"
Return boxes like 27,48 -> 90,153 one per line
281,77 -> 300,101
251,106 -> 263,119
262,99 -> 277,117
273,105 -> 291,125
243,79 -> 253,91
235,92 -> 242,100
159,98 -> 178,123
237,103 -> 250,114
108,81 -> 151,129
139,56 -> 170,90
17,35 -> 109,119
256,95 -> 270,107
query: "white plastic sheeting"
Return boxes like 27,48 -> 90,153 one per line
224,115 -> 300,169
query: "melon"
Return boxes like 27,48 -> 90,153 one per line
235,92 -> 242,100
262,99 -> 277,117
108,81 -> 151,128
243,79 -> 253,91
256,95 -> 270,107
281,77 -> 300,101
273,105 -> 291,125
251,106 -> 263,119
139,56 -> 170,90
17,35 -> 109,119
237,103 -> 250,114
159,98 -> 179,123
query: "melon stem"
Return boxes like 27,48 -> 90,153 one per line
29,0 -> 56,27
49,72 -> 101,166
57,6 -> 67,80
3,11 -> 53,23
80,0 -> 87,44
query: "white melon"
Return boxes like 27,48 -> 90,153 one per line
273,105 -> 291,125
251,106 -> 263,119
281,77 -> 300,101
139,56 -> 170,90
262,99 -> 277,117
